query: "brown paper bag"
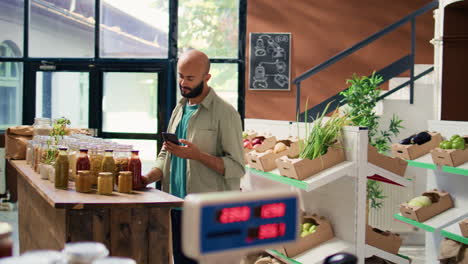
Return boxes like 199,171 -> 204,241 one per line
5,126 -> 34,160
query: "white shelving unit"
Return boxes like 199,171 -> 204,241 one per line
243,122 -> 419,263
391,120 -> 468,263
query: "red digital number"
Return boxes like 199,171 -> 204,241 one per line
257,223 -> 286,239
218,206 -> 251,223
260,203 -> 286,219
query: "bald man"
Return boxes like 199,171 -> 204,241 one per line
142,50 -> 245,264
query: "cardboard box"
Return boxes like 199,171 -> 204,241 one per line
366,225 -> 403,255
430,145 -> 468,167
252,135 -> 277,153
241,249 -> 288,264
275,142 -> 345,181
400,189 -> 454,222
283,214 -> 334,258
368,145 -> 408,176
391,132 -> 443,160
243,130 -> 258,141
247,139 -> 301,172
460,219 -> 468,238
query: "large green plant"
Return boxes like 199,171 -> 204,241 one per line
44,117 -> 70,165
340,72 -> 404,209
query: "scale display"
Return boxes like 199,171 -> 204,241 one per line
199,197 -> 298,254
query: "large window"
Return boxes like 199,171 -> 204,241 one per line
0,0 -> 245,167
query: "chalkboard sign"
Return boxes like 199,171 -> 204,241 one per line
249,33 -> 291,91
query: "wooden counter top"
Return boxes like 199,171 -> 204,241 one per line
10,160 -> 183,209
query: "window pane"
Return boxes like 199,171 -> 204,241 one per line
100,0 -> 168,58
178,0 -> 238,58
0,62 -> 22,129
102,72 -> 158,133
0,0 -> 23,58
35,72 -> 89,128
29,0 -> 95,57
210,63 -> 238,110
109,139 -> 157,175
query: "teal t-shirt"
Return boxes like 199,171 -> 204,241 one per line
170,103 -> 199,199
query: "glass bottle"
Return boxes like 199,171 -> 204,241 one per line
114,145 -> 131,186
76,149 -> 91,172
32,117 -> 52,137
117,171 -> 132,193
68,142 -> 79,181
0,222 -> 12,258
26,139 -> 35,165
97,172 -> 113,195
75,170 -> 92,193
89,144 -> 104,186
55,147 -> 69,189
128,150 -> 142,190
101,150 -> 116,189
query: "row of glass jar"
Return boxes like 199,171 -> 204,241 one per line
25,135 -> 144,193
0,241 -> 135,264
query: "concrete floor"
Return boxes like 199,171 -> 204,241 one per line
0,203 -> 426,263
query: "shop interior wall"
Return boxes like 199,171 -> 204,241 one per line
246,0 -> 435,121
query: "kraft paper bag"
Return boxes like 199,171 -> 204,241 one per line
5,126 -> 33,160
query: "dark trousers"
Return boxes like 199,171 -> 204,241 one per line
171,209 -> 198,264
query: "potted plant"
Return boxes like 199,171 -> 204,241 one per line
340,72 -> 404,213
39,117 -> 70,181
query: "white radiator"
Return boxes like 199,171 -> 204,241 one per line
369,178 -> 415,233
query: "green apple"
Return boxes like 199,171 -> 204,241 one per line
450,135 -> 463,142
300,231 -> 309,238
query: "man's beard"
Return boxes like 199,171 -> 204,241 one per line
180,80 -> 204,99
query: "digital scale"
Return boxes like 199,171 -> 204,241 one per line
182,189 -> 358,264
182,189 -> 300,264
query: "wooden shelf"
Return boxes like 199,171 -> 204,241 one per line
365,245 -> 411,264
367,163 -> 413,187
268,238 -> 354,264
441,220 -> 468,245
247,161 -> 355,192
394,207 -> 468,232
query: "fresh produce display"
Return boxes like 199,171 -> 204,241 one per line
407,196 -> 433,207
299,105 -> 350,160
243,137 -> 265,149
273,142 -> 288,154
399,131 -> 432,145
439,134 -> 466,150
300,222 -> 318,237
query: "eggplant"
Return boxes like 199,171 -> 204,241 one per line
411,131 -> 432,145
399,134 -> 415,145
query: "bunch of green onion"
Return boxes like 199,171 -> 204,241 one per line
299,103 -> 351,160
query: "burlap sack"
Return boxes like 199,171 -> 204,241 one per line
5,126 -> 33,160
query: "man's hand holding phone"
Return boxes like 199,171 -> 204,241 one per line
163,133 -> 201,160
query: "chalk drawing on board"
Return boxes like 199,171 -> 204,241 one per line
249,33 -> 291,90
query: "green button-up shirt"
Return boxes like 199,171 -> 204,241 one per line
155,88 -> 245,194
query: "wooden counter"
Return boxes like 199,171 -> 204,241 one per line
10,160 -> 183,264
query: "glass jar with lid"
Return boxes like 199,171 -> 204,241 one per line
114,145 -> 132,186
0,222 -> 12,258
117,171 -> 132,193
54,147 -> 69,189
75,170 -> 92,193
97,172 -> 113,195
101,150 -> 116,189
33,117 -> 52,137
26,139 -> 35,165
68,142 -> 80,181
62,242 -> 109,264
89,144 -> 104,186
21,250 -> 65,263
128,150 -> 142,190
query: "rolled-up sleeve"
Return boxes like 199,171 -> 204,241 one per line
154,148 -> 167,175
220,110 -> 245,188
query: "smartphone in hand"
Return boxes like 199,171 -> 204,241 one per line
162,132 -> 180,145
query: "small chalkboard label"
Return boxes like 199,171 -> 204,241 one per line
249,33 -> 291,91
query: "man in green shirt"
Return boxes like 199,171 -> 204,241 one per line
142,49 -> 245,264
